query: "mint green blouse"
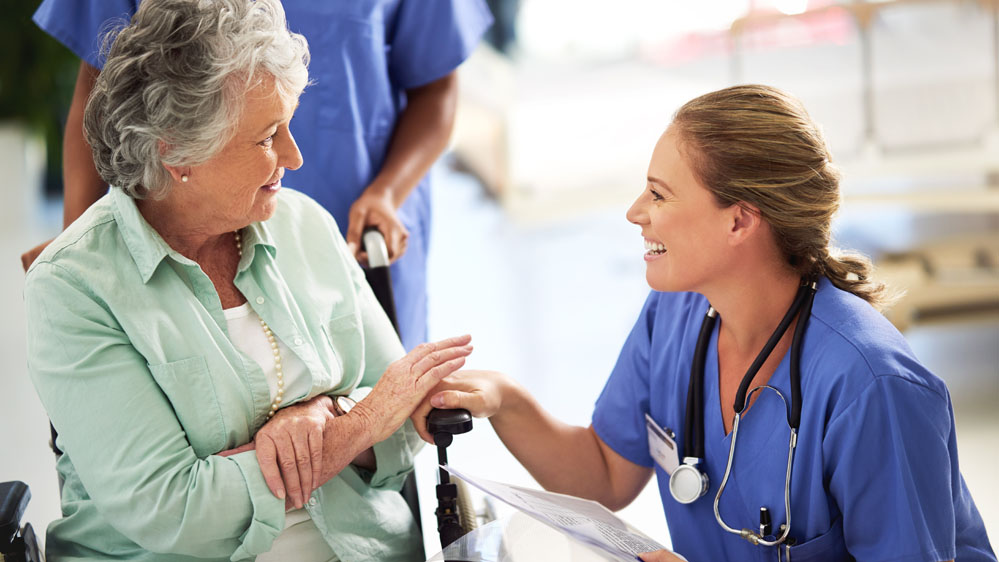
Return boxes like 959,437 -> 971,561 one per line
24,188 -> 424,561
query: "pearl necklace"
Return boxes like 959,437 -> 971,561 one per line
234,230 -> 284,418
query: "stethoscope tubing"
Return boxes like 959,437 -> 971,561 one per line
685,307 -> 717,460
673,278 -> 818,548
713,385 -> 798,546
732,283 -> 810,421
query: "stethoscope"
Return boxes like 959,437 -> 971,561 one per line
668,278 -> 817,553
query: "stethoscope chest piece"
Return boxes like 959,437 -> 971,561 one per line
669,457 -> 709,504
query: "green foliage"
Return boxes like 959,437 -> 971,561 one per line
0,1 -> 81,193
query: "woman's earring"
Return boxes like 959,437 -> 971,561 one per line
181,174 -> 189,183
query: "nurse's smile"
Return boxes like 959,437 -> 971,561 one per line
643,238 -> 667,261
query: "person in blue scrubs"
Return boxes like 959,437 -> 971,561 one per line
414,85 -> 995,561
27,0 -> 493,351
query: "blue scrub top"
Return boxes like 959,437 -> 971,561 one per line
33,0 -> 493,351
593,278 -> 995,562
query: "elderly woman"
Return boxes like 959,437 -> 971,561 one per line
416,85 -> 995,562
23,1 -> 471,560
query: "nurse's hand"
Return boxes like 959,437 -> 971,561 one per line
411,369 -> 512,444
345,188 -> 409,265
637,550 -> 687,562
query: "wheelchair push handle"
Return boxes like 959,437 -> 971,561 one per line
360,227 -> 399,334
362,227 -> 391,268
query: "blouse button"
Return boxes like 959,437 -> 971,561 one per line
256,296 -> 265,305
294,337 -> 304,346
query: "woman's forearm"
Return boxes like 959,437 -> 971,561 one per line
317,406 -> 382,484
424,372 -> 652,511
488,380 -> 638,509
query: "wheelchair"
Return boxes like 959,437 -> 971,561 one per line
362,229 -> 480,559
3,229 -> 477,562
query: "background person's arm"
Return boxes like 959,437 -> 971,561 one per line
416,370 -> 655,511
62,60 -> 106,227
20,60 -> 105,272
344,72 -> 458,263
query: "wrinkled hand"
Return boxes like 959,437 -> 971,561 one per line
638,550 -> 687,562
21,238 -> 54,272
411,369 -> 508,444
345,189 -> 408,265
352,335 -> 473,444
218,442 -> 297,511
253,395 -> 337,509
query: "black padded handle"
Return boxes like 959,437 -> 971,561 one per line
0,481 -> 30,546
427,408 -> 473,449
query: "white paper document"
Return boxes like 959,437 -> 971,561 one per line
443,464 -> 667,562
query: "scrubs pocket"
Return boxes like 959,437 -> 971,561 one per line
786,516 -> 853,561
148,356 -> 226,458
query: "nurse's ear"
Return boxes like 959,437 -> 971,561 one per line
725,201 -> 763,247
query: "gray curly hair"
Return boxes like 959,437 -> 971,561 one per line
83,0 -> 310,199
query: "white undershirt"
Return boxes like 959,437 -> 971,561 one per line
224,303 -> 338,561
223,302 -> 310,404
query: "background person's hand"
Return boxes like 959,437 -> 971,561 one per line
350,334 -> 473,445
254,395 -> 336,509
411,369 -> 509,444
21,238 -> 54,272
344,189 -> 409,265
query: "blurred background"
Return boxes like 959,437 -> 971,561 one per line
2,0 -> 997,556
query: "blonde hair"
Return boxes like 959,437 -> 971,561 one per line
672,84 -> 896,310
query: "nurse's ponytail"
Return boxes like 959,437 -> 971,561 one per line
671,84 -> 898,312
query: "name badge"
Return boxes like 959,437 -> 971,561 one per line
645,413 -> 679,475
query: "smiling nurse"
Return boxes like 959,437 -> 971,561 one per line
414,85 -> 996,562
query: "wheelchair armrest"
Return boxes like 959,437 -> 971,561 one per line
0,481 -> 31,546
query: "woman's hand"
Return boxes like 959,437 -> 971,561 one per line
410,369 -> 510,444
351,335 -> 473,444
253,395 -> 336,509
638,550 -> 687,562
344,189 -> 408,265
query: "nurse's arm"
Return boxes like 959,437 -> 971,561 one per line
62,60 -> 106,227
344,72 -> 458,262
419,370 -> 654,511
20,60 -> 105,271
